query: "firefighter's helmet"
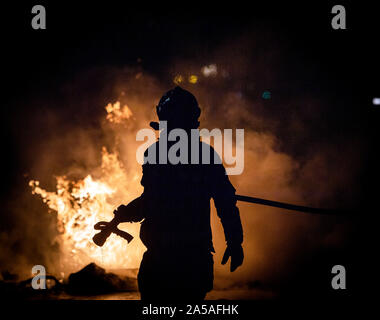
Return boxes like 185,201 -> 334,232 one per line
152,87 -> 201,130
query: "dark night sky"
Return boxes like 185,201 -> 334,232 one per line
2,1 -> 379,203
0,1 -> 379,297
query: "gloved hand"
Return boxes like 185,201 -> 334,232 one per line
221,244 -> 244,272
113,204 -> 128,221
113,197 -> 144,223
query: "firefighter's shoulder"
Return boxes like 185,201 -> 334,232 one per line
199,141 -> 223,165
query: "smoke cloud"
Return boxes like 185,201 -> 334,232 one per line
1,35 -> 361,297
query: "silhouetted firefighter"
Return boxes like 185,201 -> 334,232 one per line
97,87 -> 244,301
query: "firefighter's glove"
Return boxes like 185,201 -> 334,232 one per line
221,244 -> 244,272
113,205 -> 129,222
113,199 -> 143,223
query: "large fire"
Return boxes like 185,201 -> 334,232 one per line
29,102 -> 145,275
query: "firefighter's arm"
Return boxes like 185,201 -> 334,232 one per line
113,195 -> 145,223
211,164 -> 244,272
113,155 -> 157,224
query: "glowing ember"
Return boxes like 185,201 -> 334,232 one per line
105,101 -> 133,123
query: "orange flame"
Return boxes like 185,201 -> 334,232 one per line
105,101 -> 133,123
29,102 -> 145,273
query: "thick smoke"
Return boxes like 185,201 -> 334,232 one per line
1,36 -> 361,296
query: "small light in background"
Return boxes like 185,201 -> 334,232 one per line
188,75 -> 198,84
262,90 -> 271,100
173,74 -> 184,85
373,97 -> 380,105
201,64 -> 217,77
